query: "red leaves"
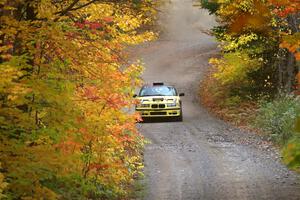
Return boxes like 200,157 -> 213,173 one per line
269,0 -> 300,18
89,22 -> 103,30
74,22 -> 85,29
105,93 -> 127,109
75,21 -> 103,30
273,6 -> 298,18
88,163 -> 109,171
82,86 -> 101,101
269,0 -> 300,65
103,17 -> 113,24
80,85 -> 129,109
74,18 -> 114,30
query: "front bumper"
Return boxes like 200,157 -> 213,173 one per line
136,108 -> 181,117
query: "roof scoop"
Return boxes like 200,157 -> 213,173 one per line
153,82 -> 164,86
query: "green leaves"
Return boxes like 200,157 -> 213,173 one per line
199,0 -> 220,14
0,0 -> 157,198
202,0 -> 300,171
283,138 -> 300,171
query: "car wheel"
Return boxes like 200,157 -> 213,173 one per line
176,107 -> 183,122
141,117 -> 151,123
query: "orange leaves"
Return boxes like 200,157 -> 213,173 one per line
295,52 -> 300,60
274,7 -> 297,18
56,140 -> 82,154
280,33 -> 300,61
82,86 -> 101,101
109,122 -> 138,141
105,93 -> 128,109
79,85 -> 129,109
103,17 -> 113,23
269,0 -> 300,17
88,163 -> 110,171
280,39 -> 300,60
227,0 -> 272,34
295,72 -> 300,94
230,13 -> 270,33
0,0 -> 156,198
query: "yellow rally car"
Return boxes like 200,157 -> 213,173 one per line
134,82 -> 184,121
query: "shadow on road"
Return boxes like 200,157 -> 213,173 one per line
139,117 -> 182,123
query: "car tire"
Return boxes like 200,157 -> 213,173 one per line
176,114 -> 183,122
176,107 -> 183,122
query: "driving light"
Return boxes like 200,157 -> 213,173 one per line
167,103 -> 177,107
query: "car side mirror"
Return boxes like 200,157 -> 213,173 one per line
179,93 -> 185,96
133,94 -> 137,98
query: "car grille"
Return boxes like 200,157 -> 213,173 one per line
150,112 -> 167,115
151,104 -> 165,109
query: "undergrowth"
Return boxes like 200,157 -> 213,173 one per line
200,69 -> 300,172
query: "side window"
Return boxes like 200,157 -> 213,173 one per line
174,88 -> 178,96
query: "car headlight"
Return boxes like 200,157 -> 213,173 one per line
137,99 -> 150,108
167,103 -> 177,107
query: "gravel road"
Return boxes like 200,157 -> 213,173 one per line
133,0 -> 300,199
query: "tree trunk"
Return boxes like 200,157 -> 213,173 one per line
278,13 -> 299,92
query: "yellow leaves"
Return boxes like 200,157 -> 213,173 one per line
223,33 -> 259,51
210,52 -> 262,85
120,31 -> 157,45
0,0 -> 157,198
282,138 -> 300,172
0,163 -> 8,200
21,185 -> 59,200
115,12 -> 144,32
80,3 -> 114,21
0,65 -> 22,84
36,0 -> 58,20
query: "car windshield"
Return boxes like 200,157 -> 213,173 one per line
139,86 -> 177,96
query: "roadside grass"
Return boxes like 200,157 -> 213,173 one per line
254,94 -> 300,145
128,137 -> 151,200
129,171 -> 148,200
200,68 -> 300,172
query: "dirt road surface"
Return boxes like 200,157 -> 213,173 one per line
133,0 -> 300,199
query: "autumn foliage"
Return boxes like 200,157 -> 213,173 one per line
0,0 -> 157,199
200,0 -> 300,171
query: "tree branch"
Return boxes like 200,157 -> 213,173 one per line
68,0 -> 99,12
57,0 -> 80,16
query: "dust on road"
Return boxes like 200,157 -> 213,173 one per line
133,0 -> 300,199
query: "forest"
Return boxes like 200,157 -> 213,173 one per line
200,0 -> 300,171
0,0 -> 157,199
0,0 -> 300,199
